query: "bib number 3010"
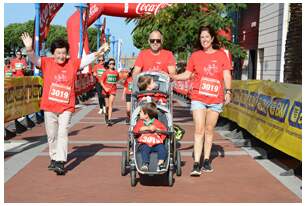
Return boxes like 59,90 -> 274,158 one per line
199,77 -> 221,97
48,83 -> 71,104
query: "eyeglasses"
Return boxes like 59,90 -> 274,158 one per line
16,53 -> 21,55
98,59 -> 104,62
149,39 -> 161,44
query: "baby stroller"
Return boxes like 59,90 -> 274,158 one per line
121,71 -> 182,187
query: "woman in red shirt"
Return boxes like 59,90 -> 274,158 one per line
101,58 -> 119,126
21,32 -> 108,175
171,26 -> 232,176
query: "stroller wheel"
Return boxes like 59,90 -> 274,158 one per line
121,151 -> 128,176
130,169 -> 137,187
176,150 -> 182,176
168,169 -> 174,187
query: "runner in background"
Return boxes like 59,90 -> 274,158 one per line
132,30 -> 176,77
93,56 -> 106,114
21,32 -> 108,175
100,58 -> 119,126
170,26 -> 232,176
121,67 -> 134,125
10,49 -> 27,77
4,58 -> 13,77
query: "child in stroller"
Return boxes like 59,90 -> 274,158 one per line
136,75 -> 167,105
133,102 -> 167,172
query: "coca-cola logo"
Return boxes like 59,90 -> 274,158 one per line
136,3 -> 170,15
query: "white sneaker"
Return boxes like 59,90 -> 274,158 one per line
102,106 -> 106,114
98,109 -> 103,114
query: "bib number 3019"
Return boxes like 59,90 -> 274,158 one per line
48,83 -> 71,104
199,77 -> 221,97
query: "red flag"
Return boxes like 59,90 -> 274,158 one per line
34,3 -> 63,52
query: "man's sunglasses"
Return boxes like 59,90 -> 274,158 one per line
149,39 -> 161,44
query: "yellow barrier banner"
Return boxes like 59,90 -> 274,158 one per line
221,80 -> 302,161
4,77 -> 43,123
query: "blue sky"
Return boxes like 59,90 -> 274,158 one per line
4,3 -> 139,57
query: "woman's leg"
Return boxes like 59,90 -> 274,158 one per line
192,109 -> 207,163
95,82 -> 103,109
108,94 -> 116,120
203,110 -> 219,160
44,111 -> 59,161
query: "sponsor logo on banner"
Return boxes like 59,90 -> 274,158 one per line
40,3 -> 63,40
136,3 -> 169,15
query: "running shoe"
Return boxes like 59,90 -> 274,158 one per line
102,106 -> 106,114
202,159 -> 214,172
54,161 -> 65,175
190,162 -> 201,176
98,109 -> 103,114
157,163 -> 167,172
140,163 -> 149,171
107,119 -> 113,127
48,160 -> 56,171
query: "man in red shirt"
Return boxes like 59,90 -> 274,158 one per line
4,58 -> 13,77
10,50 -> 27,77
21,32 -> 108,175
133,30 -> 176,77
93,56 -> 106,114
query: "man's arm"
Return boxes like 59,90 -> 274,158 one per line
132,66 -> 142,78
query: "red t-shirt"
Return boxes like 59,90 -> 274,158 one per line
101,69 -> 119,95
10,58 -> 27,77
4,65 -> 13,77
134,49 -> 176,73
93,64 -> 106,82
133,118 -> 167,147
40,57 -> 81,113
186,49 -> 232,104
123,76 -> 133,95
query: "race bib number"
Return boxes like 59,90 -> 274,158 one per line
97,69 -> 105,77
15,63 -> 24,70
5,71 -> 13,77
138,133 -> 163,147
128,82 -> 133,91
48,83 -> 71,104
107,74 -> 117,84
199,77 -> 221,97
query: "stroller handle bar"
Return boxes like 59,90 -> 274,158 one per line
132,90 -> 169,98
132,130 -> 173,136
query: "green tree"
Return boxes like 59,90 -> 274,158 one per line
5,20 -> 98,55
127,3 -> 247,61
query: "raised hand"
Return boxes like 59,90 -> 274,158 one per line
21,32 -> 33,51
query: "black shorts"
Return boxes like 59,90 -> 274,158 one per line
125,94 -> 131,102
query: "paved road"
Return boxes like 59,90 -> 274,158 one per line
4,89 -> 301,203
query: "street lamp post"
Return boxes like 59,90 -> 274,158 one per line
94,18 -> 102,50
75,3 -> 88,58
105,28 -> 111,60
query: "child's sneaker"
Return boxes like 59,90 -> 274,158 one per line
157,163 -> 167,172
190,162 -> 201,176
202,159 -> 214,172
140,163 -> 149,171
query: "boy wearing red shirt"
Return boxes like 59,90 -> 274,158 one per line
133,102 -> 167,172
101,58 -> 119,126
